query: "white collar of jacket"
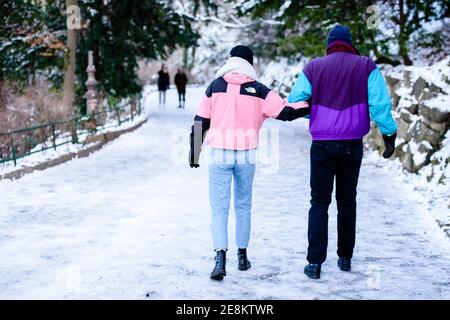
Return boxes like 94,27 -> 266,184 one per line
215,57 -> 258,80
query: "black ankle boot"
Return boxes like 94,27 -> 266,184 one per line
338,257 -> 351,271
210,250 -> 226,281
237,248 -> 251,271
304,263 -> 321,279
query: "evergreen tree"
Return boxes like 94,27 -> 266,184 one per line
386,0 -> 449,65
75,0 -> 200,103
238,0 -> 377,60
238,0 -> 448,65
1,0 -> 206,113
0,1 -> 66,111
0,1 -> 65,85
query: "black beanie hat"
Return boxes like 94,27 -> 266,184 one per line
230,45 -> 254,65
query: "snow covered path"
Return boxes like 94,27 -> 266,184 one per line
1,86 -> 449,299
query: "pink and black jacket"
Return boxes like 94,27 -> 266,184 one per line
189,71 -> 310,165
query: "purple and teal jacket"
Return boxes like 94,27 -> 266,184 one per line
288,41 -> 397,140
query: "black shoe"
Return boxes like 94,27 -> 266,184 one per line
338,257 -> 351,271
237,248 -> 251,271
210,250 -> 226,281
304,263 -> 321,279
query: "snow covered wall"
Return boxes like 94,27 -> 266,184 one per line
364,58 -> 450,235
365,58 -> 450,182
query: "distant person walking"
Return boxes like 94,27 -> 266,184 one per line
157,64 -> 170,107
175,67 -> 188,109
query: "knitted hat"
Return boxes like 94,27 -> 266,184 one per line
230,45 -> 254,65
326,25 -> 353,47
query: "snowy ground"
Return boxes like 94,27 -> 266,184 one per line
0,113 -> 147,177
0,86 -> 449,299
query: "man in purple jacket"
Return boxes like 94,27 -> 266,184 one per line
288,25 -> 397,279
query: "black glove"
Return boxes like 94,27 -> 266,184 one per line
189,149 -> 200,168
382,132 -> 396,159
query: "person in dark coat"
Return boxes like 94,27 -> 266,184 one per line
157,64 -> 170,107
174,67 -> 188,108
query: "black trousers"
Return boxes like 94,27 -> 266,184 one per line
307,140 -> 363,264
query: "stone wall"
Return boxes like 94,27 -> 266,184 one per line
365,58 -> 449,184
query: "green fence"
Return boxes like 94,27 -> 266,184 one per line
0,97 -> 142,166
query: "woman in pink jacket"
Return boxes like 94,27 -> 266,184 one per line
189,45 -> 310,281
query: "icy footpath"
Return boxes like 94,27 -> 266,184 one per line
0,86 -> 449,299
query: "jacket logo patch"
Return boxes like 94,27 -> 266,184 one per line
245,87 -> 256,94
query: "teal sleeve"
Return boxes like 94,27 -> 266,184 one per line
288,71 -> 312,103
368,68 -> 397,135
288,71 -> 312,119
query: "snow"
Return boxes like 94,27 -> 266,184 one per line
421,141 -> 433,150
409,141 -> 428,167
0,113 -> 147,177
0,140 -> 86,176
274,1 -> 292,18
0,86 -> 450,299
395,87 -> 411,99
190,22 -> 242,83
259,59 -> 306,97
381,57 -> 450,220
365,148 -> 450,238
238,0 -> 260,12
400,56 -> 450,112
425,94 -> 450,112
427,130 -> 450,191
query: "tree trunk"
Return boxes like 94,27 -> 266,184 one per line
398,0 -> 413,65
183,46 -> 197,70
189,46 -> 197,70
0,76 -> 5,112
63,0 -> 78,112
183,47 -> 188,68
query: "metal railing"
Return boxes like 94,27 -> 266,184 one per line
0,97 -> 142,166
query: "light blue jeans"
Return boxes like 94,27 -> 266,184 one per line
209,148 -> 256,250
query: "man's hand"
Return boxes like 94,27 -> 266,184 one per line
382,132 -> 396,159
